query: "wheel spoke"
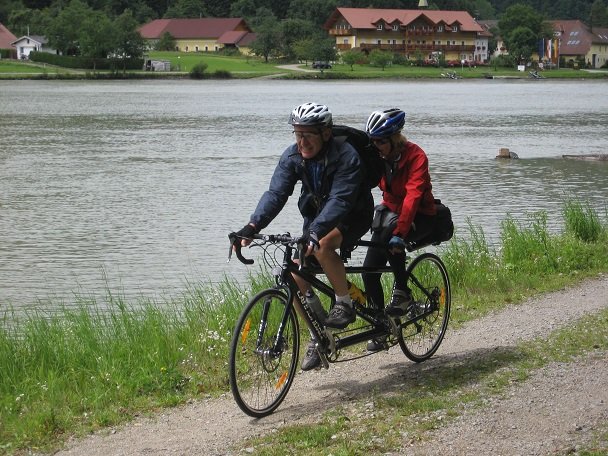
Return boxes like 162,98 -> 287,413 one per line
229,289 -> 299,417
398,253 -> 451,362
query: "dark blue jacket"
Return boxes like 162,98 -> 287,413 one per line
250,138 -> 371,238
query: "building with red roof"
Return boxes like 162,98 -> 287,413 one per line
0,23 -> 17,55
550,20 -> 608,68
138,18 -> 255,54
325,7 -> 488,63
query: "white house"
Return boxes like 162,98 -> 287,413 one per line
11,35 -> 56,59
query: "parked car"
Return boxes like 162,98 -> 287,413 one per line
312,61 -> 332,69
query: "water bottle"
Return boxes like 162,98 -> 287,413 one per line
305,290 -> 328,323
347,281 -> 367,306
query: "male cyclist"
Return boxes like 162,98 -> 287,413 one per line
361,108 -> 437,351
234,102 -> 373,370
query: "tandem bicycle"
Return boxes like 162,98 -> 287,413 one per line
227,232 -> 451,417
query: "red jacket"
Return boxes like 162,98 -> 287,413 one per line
380,141 -> 436,237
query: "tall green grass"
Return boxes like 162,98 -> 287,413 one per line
0,200 -> 607,454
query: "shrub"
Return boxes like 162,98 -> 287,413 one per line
563,200 -> 603,242
189,62 -> 208,79
29,52 -> 143,70
212,70 -> 232,79
491,54 -> 516,68
500,211 -> 559,273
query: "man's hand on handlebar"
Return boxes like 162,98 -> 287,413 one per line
234,223 -> 257,248
298,231 -> 319,257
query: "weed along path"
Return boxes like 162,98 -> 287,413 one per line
56,275 -> 608,456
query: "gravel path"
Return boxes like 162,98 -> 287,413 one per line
56,275 -> 608,456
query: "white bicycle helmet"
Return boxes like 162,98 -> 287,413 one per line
288,102 -> 333,127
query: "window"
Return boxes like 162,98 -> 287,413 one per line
343,39 -> 348,44
195,46 -> 199,52
461,41 -> 465,46
204,46 -> 208,51
377,23 -> 383,31
453,25 -> 458,32
377,39 -> 381,45
392,39 -> 396,44
392,24 -> 399,31
185,46 -> 189,51
438,25 -> 444,32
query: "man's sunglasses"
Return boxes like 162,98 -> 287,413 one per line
293,131 -> 321,141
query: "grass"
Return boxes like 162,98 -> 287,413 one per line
0,199 -> 607,454
0,60 -> 53,73
1,52 -> 607,79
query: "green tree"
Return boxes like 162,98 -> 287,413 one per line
341,49 -> 363,70
590,0 -> 608,26
79,11 -> 115,60
47,0 -> 93,55
369,49 -> 393,70
164,0 -> 206,18
229,0 -> 257,19
499,3 -> 546,64
507,25 -> 537,62
250,16 -> 282,62
278,18 -> 317,59
112,9 -> 145,60
292,38 -> 315,64
310,37 -> 337,64
287,0 -> 339,27
472,0 -> 496,19
7,6 -> 52,37
155,31 -> 176,51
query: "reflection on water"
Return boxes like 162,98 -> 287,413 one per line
0,80 -> 607,309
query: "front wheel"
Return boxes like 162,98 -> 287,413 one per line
229,288 -> 300,417
398,252 -> 451,362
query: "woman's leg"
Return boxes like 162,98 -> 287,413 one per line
362,230 -> 389,309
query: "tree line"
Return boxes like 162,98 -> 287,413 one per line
2,0 -> 607,63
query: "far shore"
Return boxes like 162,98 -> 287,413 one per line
1,57 -> 607,81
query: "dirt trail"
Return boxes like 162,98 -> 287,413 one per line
57,275 -> 608,456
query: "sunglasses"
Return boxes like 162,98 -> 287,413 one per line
293,131 -> 321,141
371,138 -> 390,146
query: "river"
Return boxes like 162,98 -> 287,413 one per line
1,79 -> 607,309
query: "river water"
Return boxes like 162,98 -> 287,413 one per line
1,79 -> 607,309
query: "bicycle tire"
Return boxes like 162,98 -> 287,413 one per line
229,288 -> 300,417
397,252 -> 451,363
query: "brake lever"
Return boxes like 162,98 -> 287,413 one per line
227,233 -> 254,265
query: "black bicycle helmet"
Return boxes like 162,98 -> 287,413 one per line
365,108 -> 406,138
288,102 -> 333,127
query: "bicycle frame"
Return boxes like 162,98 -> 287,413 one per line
260,238 -> 401,367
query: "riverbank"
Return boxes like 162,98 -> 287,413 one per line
1,200 -> 607,454
2,57 -> 607,80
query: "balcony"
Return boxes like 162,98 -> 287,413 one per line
328,28 -> 352,36
358,43 -> 475,54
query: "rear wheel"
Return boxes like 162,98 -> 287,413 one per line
397,253 -> 451,362
229,288 -> 300,417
